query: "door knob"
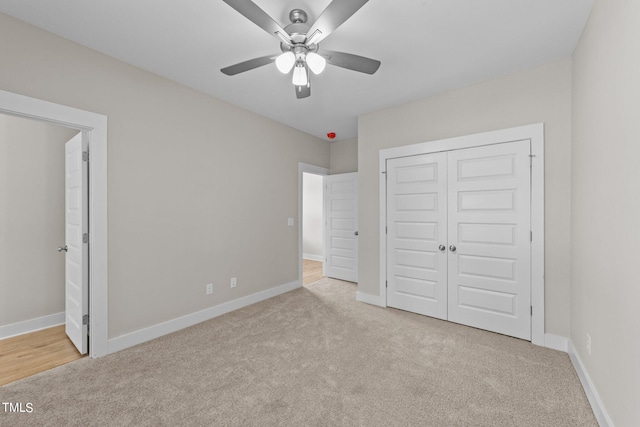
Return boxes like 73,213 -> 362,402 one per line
57,245 -> 68,253
438,244 -> 446,252
449,245 -> 457,253
354,231 -> 359,236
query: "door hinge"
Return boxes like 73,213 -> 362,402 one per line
386,226 -> 388,234
83,233 -> 89,243
530,231 -> 533,242
82,314 -> 89,325
386,280 -> 388,288
530,306 -> 533,316
82,151 -> 89,162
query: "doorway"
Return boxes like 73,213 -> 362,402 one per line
0,114 -> 87,384
302,172 -> 325,285
299,163 -> 329,286
0,89 -> 108,358
298,163 -> 360,286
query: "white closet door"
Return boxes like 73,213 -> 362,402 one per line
447,141 -> 531,340
386,153 -> 448,319
325,173 -> 358,282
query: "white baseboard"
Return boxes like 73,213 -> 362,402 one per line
0,312 -> 65,340
568,340 -> 613,427
544,333 -> 569,352
356,291 -> 385,307
108,280 -> 302,354
303,253 -> 324,262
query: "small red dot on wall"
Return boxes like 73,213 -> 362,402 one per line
327,132 -> 336,140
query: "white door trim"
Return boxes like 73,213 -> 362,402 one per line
0,89 -> 109,358
298,163 -> 329,284
379,123 -> 544,345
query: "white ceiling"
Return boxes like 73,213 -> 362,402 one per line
0,0 -> 594,141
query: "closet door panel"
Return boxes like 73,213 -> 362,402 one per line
447,141 -> 531,340
386,153 -> 448,319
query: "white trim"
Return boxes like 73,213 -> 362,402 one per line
0,89 -> 109,358
379,151 -> 388,309
0,312 -> 65,340
298,163 -> 330,283
568,340 -> 613,427
356,291 -> 386,307
108,280 -> 301,354
379,123 -> 545,345
544,333 -> 569,352
529,124 -> 545,345
303,253 -> 324,262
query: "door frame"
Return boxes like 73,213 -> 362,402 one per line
0,89 -> 108,358
379,123 -> 544,345
298,163 -> 329,285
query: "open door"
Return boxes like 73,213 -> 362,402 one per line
324,173 -> 358,282
64,132 -> 89,354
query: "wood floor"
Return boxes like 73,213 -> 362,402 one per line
303,259 -> 324,286
0,325 -> 85,386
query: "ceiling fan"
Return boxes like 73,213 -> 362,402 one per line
220,0 -> 381,99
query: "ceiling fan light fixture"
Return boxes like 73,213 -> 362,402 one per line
292,62 -> 308,86
306,52 -> 326,74
275,51 -> 296,73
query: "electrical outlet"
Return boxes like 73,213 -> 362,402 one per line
230,277 -> 237,288
586,333 -> 591,356
287,218 -> 294,226
206,283 -> 213,295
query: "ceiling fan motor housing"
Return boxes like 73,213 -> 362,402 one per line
289,9 -> 308,24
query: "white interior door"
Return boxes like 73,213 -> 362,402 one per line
384,140 -> 532,340
447,141 -> 531,340
386,153 -> 448,319
64,132 -> 88,354
324,173 -> 358,282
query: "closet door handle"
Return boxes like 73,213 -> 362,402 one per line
449,245 -> 457,253
438,245 -> 446,252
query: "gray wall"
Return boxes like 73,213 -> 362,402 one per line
0,115 -> 77,327
0,13 -> 330,339
358,59 -> 573,337
330,137 -> 358,173
571,0 -> 640,424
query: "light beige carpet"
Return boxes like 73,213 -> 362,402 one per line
0,278 -> 596,426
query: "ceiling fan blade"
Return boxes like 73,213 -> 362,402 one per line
295,84 -> 311,99
221,55 -> 275,76
319,49 -> 380,74
222,0 -> 291,43
306,0 -> 370,45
